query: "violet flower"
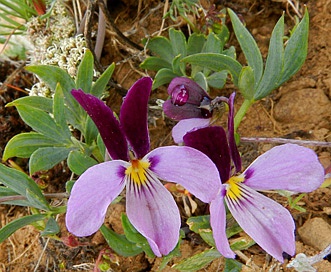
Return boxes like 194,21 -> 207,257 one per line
183,98 -> 325,262
163,77 -> 227,144
65,77 -> 221,256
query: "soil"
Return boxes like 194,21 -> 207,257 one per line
1,0 -> 331,271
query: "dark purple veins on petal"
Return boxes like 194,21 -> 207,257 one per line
71,89 -> 129,161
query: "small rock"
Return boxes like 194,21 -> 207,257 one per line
298,218 -> 331,250
274,88 -> 331,124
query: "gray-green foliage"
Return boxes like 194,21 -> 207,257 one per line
140,27 -> 235,90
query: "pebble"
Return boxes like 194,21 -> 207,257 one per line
298,217 -> 331,250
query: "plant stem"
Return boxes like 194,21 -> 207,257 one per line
234,99 -> 254,131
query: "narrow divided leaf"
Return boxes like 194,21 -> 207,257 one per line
67,150 -> 98,175
29,147 -> 71,174
100,225 -> 143,257
76,50 -> 94,93
0,214 -> 47,243
227,8 -> 263,89
91,62 -> 115,98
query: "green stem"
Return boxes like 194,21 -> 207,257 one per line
234,99 -> 254,131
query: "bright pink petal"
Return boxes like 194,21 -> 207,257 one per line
66,161 -> 127,236
71,89 -> 128,161
172,118 -> 210,144
243,144 -> 324,192
120,77 -> 152,158
126,170 -> 181,256
146,146 -> 221,203
210,186 -> 236,258
226,183 -> 295,262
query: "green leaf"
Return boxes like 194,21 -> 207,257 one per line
121,214 -> 155,258
238,66 -> 255,100
224,258 -> 242,272
25,65 -> 81,127
3,132 -> 59,160
152,68 -> 178,89
0,164 -> 49,207
172,54 -> 185,76
67,150 -> 98,175
230,236 -> 255,251
187,215 -> 215,247
254,14 -> 285,100
91,62 -> 115,98
278,8 -> 309,86
29,147 -> 71,174
100,225 -> 143,257
84,115 -> 98,145
76,50 -> 94,93
169,28 -> 187,59
146,36 -> 174,62
207,71 -> 228,89
182,53 -> 242,86
202,33 -> 222,54
0,214 -> 47,243
40,217 -> 60,236
173,248 -> 221,271
193,72 -> 208,91
227,8 -> 263,89
187,33 -> 206,55
14,104 -> 71,144
26,189 -> 50,211
53,84 -> 72,140
140,56 -> 172,71
6,95 -> 53,113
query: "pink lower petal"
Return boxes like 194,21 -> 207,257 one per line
66,161 -> 127,236
125,169 -> 181,256
226,183 -> 295,262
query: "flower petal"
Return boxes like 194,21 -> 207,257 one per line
120,77 -> 152,158
163,77 -> 212,120
71,89 -> 128,161
227,92 -> 241,172
147,146 -> 221,202
163,99 -> 207,120
172,118 -> 210,144
66,161 -> 127,236
126,171 -> 181,256
226,183 -> 295,262
210,187 -> 236,258
243,144 -> 325,192
168,77 -> 210,105
184,126 -> 231,182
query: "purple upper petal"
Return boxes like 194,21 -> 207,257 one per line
172,118 -> 210,144
225,183 -> 296,262
72,89 -> 129,161
120,77 -> 152,158
227,92 -> 241,173
66,160 -> 127,236
146,146 -> 221,203
184,126 -> 231,183
243,144 -> 325,192
126,171 -> 181,256
210,187 -> 236,258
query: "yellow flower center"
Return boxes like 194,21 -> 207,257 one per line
226,175 -> 245,200
125,159 -> 150,186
